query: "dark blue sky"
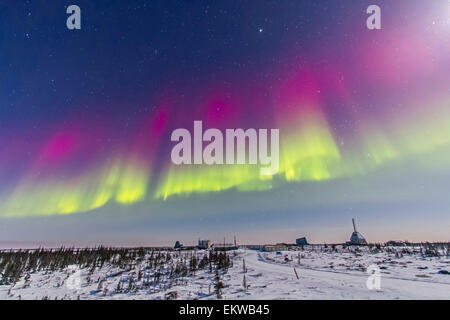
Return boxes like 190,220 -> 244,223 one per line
0,1 -> 449,247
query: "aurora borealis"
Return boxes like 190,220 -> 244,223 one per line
0,1 -> 450,245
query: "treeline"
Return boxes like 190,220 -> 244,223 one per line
0,246 -> 233,298
0,247 -> 143,285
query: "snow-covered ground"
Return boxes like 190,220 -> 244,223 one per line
1,246 -> 449,300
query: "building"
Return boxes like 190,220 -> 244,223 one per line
262,244 -> 288,252
296,237 -> 308,246
198,239 -> 211,249
347,218 -> 368,245
174,241 -> 182,249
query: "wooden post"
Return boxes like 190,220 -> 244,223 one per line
293,267 -> 299,279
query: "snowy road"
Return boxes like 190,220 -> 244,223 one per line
238,250 -> 450,299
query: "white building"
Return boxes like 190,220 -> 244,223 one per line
198,239 -> 211,249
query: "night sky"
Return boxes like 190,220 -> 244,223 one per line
0,1 -> 450,247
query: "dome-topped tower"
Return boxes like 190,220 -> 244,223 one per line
348,218 -> 367,245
